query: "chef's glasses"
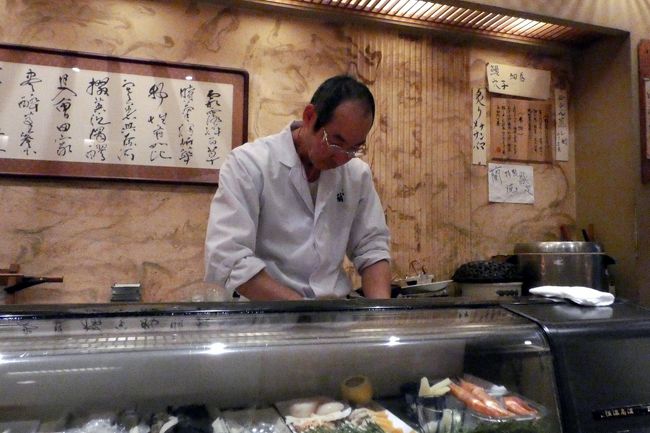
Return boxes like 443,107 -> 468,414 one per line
322,129 -> 367,158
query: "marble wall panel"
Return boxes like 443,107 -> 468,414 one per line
0,0 -> 576,303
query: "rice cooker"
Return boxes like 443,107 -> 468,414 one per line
513,242 -> 615,292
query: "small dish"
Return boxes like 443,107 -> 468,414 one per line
401,280 -> 453,295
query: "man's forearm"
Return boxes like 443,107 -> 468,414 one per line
360,260 -> 391,299
236,270 -> 304,300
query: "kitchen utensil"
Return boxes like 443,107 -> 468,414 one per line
1,273 -> 63,294
513,242 -> 615,293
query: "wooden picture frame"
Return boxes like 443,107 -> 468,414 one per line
639,39 -> 650,183
0,43 -> 248,184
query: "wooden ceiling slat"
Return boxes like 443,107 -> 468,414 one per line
287,0 -> 604,46
529,23 -> 565,38
482,15 -> 513,32
456,10 -> 483,27
532,23 -> 562,38
388,0 -> 409,16
405,1 -> 430,19
510,20 -> 539,35
395,0 -> 417,17
362,0 -> 381,12
420,3 -> 445,21
490,16 -> 519,33
442,7 -> 471,25
370,0 -> 390,14
538,25 -> 567,39
354,0 -> 370,9
434,5 -> 458,23
471,12 -> 498,29
501,18 -> 529,34
522,22 -> 551,37
546,27 -> 574,40
383,0 -> 404,16
427,4 -> 452,22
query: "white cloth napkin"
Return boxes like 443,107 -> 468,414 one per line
529,286 -> 615,306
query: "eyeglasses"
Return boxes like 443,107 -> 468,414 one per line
322,129 -> 366,158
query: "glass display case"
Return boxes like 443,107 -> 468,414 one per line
0,299 -> 563,433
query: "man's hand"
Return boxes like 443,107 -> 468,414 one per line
236,270 -> 304,301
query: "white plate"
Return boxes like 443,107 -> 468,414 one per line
402,280 -> 453,293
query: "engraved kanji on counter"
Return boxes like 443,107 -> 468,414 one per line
490,97 -> 552,162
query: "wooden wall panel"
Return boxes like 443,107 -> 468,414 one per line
350,29 -> 472,281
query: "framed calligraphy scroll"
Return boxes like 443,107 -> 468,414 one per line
0,44 -> 248,184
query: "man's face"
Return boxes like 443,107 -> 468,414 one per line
306,100 -> 373,171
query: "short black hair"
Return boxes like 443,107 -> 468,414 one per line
310,75 -> 375,131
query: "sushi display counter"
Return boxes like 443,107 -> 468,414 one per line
0,297 -> 648,433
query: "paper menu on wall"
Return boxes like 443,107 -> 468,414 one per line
488,163 -> 534,204
555,88 -> 570,161
486,63 -> 551,100
490,97 -> 552,162
472,87 -> 488,165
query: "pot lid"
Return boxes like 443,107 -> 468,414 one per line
514,241 -> 604,254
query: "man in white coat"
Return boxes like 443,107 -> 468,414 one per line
204,75 -> 391,300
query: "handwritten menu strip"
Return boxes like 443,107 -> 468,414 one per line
490,97 -> 552,163
486,63 -> 551,100
554,88 -> 569,161
472,87 -> 488,166
0,45 -> 248,184
488,163 -> 534,204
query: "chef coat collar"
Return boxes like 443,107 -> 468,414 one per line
278,121 -> 302,169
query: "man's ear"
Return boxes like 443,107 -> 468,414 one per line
303,104 -> 317,128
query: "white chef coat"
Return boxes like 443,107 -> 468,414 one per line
204,122 -> 391,299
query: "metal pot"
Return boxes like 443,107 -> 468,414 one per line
513,242 -> 615,293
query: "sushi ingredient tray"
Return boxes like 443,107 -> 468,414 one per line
449,375 -> 544,422
220,407 -> 292,433
276,397 -> 416,433
412,375 -> 547,433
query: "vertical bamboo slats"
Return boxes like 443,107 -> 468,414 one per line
350,27 -> 471,280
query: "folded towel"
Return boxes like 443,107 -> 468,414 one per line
529,286 -> 615,307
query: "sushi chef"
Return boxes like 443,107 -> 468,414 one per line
204,75 -> 391,300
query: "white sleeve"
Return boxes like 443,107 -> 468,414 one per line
346,169 -> 391,271
204,151 -> 267,296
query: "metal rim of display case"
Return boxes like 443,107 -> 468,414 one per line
0,296 -> 562,321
